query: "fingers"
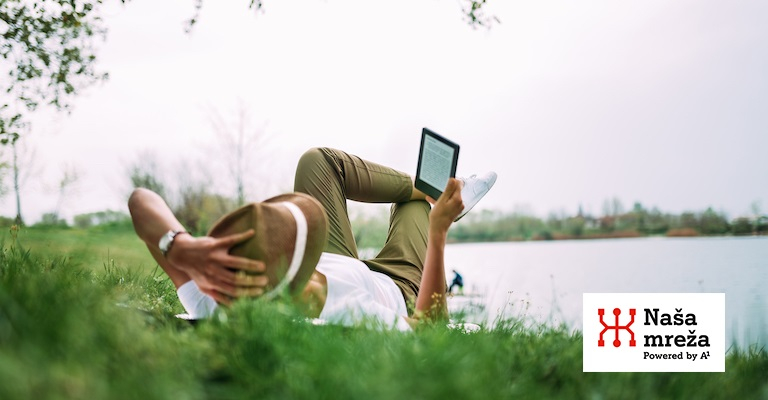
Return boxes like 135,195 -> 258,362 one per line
448,180 -> 463,205
196,267 -> 238,297
436,179 -> 463,210
201,272 -> 268,304
234,270 -> 269,287
222,256 -> 265,273
202,287 -> 232,306
442,178 -> 461,199
214,267 -> 238,285
203,268 -> 267,294
235,287 -> 266,297
210,278 -> 238,298
427,178 -> 464,227
427,178 -> 460,206
217,229 -> 255,247
201,283 -> 266,304
211,229 -> 266,273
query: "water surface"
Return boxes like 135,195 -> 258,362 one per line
444,237 -> 768,348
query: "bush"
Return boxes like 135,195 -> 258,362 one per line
73,210 -> 131,229
34,212 -> 69,228
0,216 -> 15,227
731,218 -> 753,236
173,191 -> 237,235
699,208 -> 730,235
757,216 -> 768,235
666,228 -> 699,237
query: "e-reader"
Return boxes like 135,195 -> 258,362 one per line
415,128 -> 460,199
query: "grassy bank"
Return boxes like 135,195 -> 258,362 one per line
1,227 -> 767,399
6,223 -> 157,273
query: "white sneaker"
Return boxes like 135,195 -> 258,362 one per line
455,172 -> 497,221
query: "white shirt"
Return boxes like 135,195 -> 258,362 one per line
316,252 -> 411,331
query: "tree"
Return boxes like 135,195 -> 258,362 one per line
171,159 -> 236,235
2,0 -> 497,144
73,209 -> 128,229
185,0 -> 499,31
11,136 -> 21,224
461,0 -> 500,28
732,217 -> 752,236
0,0 -> 121,144
126,152 -> 237,235
7,132 -> 40,224
127,151 -> 167,200
2,0 -> 498,145
644,207 -> 670,235
207,102 -> 271,206
565,215 -> 586,237
37,211 -> 67,227
750,200 -> 762,235
699,208 -> 730,235
50,162 -> 81,221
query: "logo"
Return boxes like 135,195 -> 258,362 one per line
583,293 -> 725,372
598,308 -> 636,347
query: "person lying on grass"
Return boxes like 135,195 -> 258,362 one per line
128,148 -> 496,330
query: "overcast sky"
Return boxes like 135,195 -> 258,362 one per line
3,0 -> 767,223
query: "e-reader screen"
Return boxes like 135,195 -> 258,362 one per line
415,128 -> 460,199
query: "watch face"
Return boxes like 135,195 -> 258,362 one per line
159,231 -> 175,252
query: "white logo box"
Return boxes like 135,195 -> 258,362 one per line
583,293 -> 725,372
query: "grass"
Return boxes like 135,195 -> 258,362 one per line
1,225 -> 767,399
6,223 -> 157,273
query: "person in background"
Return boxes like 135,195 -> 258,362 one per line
448,269 -> 464,295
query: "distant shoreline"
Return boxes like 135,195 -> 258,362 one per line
448,230 -> 767,244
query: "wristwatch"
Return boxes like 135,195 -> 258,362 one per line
159,230 -> 187,258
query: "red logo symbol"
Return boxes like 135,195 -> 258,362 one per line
598,308 -> 636,347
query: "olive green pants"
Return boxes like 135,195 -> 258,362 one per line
293,147 -> 429,313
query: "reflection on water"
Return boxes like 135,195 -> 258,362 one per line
444,236 -> 768,348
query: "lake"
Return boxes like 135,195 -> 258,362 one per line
444,236 -> 768,348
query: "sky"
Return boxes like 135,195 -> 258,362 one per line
2,0 -> 767,223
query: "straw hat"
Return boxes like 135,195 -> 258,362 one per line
207,192 -> 328,300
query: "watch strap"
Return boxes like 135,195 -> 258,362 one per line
160,230 -> 187,258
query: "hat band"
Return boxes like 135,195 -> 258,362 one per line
261,201 -> 308,301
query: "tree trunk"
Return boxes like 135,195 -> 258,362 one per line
13,140 -> 23,225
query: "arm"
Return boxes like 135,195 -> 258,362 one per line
411,178 -> 464,324
128,188 -> 267,304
